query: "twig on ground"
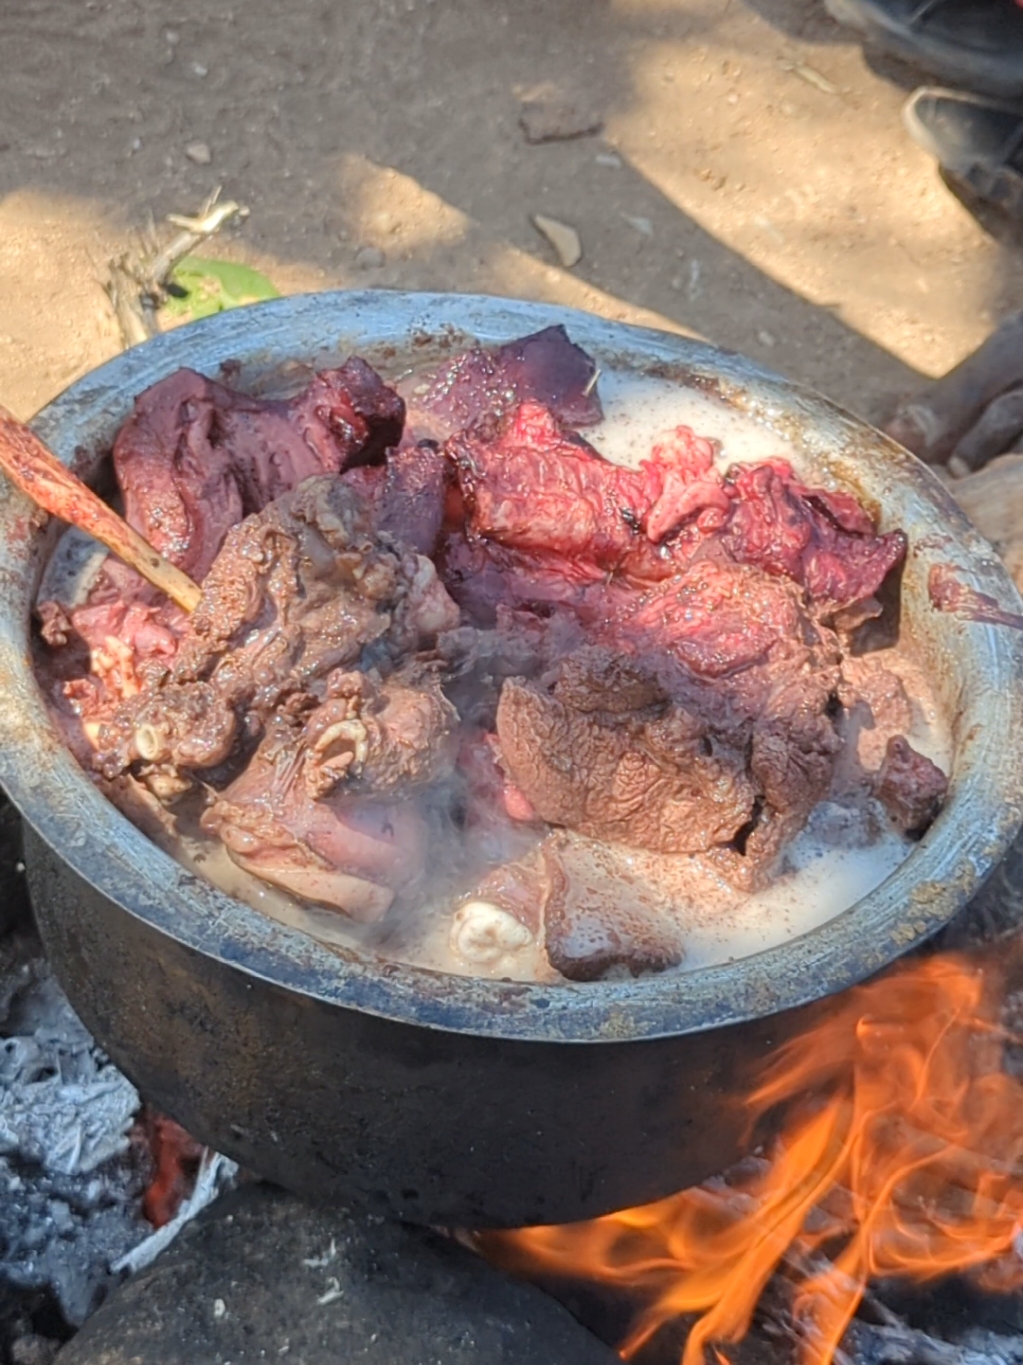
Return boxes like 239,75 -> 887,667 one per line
103,187 -> 249,349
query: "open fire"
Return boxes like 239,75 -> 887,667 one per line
481,951 -> 1023,1365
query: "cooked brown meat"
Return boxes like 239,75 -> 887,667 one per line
201,711 -> 430,919
496,654 -> 756,858
541,835 -> 686,982
449,834 -> 686,982
736,697 -> 843,888
173,474 -> 456,686
92,476 -> 459,782
837,654 -> 914,774
301,664 -> 458,800
875,736 -> 948,835
496,615 -> 841,888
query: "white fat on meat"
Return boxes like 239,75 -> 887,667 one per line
449,899 -> 536,969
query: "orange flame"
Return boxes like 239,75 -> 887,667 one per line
482,955 -> 1023,1365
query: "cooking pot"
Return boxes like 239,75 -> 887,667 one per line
2,292 -> 1022,1228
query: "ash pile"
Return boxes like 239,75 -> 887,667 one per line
0,941 -> 148,1358
0,797 -> 234,1365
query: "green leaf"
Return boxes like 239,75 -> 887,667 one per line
164,255 -> 280,320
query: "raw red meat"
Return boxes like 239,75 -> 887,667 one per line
442,400 -> 906,623
719,462 -> 906,609
397,324 -> 602,445
114,360 -> 404,582
448,402 -> 671,585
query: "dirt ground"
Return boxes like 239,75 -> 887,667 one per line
1,0 -> 1020,425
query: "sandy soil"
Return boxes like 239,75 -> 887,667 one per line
0,0 -> 1020,424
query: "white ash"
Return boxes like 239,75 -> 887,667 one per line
0,951 -> 152,1326
1,970 -> 139,1177
0,936 -> 237,1365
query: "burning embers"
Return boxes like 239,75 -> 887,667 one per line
482,953 -> 1023,1365
31,325 -> 949,983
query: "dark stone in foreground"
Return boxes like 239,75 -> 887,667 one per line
56,1184 -> 619,1365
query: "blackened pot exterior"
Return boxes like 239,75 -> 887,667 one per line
26,824 -> 792,1227
5,292 -> 1023,1228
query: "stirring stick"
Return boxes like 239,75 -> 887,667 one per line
0,405 -> 202,613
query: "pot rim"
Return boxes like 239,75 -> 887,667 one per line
2,289 -> 1022,1044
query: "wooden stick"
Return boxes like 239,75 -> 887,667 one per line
0,406 -> 202,613
103,190 -> 248,349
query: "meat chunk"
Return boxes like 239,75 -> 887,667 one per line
398,325 -> 602,445
446,402 -> 694,595
37,556 -> 187,714
541,836 -> 686,982
496,647 -> 757,858
301,664 -> 458,800
192,659 -> 455,920
201,712 -> 429,919
875,736 -> 948,835
836,654 -> 915,775
720,462 -> 907,613
738,700 -> 843,885
440,401 -> 906,624
113,361 -> 404,581
599,560 -> 838,708
85,475 -> 461,922
372,441 -> 449,556
448,850 -> 549,974
495,584 -> 842,890
928,562 -> 1023,629
92,476 -> 459,782
448,835 -> 686,982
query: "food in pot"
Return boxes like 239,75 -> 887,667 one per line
33,326 -> 949,984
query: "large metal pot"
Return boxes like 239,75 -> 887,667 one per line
2,292 -> 1022,1228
